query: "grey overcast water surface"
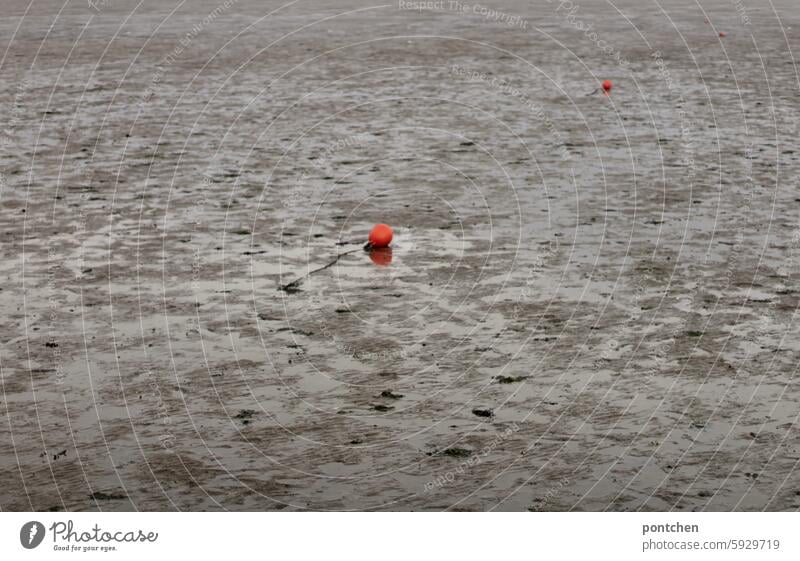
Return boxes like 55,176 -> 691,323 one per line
1,0 -> 800,511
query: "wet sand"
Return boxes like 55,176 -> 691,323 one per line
1,0 -> 800,511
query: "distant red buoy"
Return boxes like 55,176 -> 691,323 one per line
719,31 -> 727,37
368,223 -> 393,248
602,79 -> 613,93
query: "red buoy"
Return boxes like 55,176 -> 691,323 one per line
368,223 -> 393,248
719,31 -> 727,37
602,79 -> 613,93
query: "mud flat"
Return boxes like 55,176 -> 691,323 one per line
1,0 -> 799,511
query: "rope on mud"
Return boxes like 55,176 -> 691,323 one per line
279,244 -> 369,293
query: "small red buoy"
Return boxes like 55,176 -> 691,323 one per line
368,223 -> 393,248
719,31 -> 727,37
602,79 -> 613,93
